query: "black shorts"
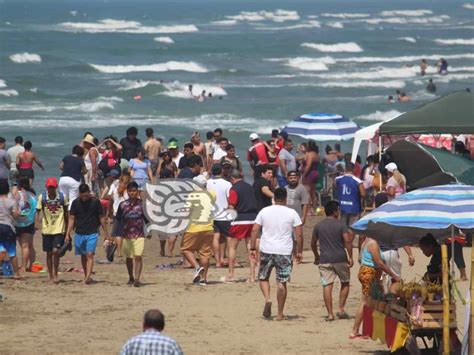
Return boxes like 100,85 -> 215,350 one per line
112,217 -> 124,237
18,168 -> 34,179
213,220 -> 231,236
16,224 -> 35,236
43,234 -> 65,252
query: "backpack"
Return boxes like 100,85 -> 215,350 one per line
16,191 -> 38,227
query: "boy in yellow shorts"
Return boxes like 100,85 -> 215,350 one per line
116,182 -> 146,287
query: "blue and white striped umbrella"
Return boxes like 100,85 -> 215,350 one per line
351,184 -> 474,248
281,112 -> 359,141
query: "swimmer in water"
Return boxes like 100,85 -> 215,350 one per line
399,92 -> 411,102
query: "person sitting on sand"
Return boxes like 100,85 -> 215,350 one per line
121,309 -> 183,355
250,187 -> 303,321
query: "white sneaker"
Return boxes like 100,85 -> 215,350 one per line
192,266 -> 204,283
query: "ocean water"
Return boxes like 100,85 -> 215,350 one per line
0,0 -> 473,186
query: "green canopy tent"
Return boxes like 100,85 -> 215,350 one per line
379,91 -> 474,135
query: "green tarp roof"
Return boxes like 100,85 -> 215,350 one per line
379,91 -> 474,135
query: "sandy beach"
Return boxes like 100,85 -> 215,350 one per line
0,214 -> 471,354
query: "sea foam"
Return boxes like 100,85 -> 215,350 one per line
56,19 -> 198,34
286,57 -> 335,71
312,67 -> 416,80
398,37 -> 417,43
0,79 -> 6,89
226,9 -> 300,22
154,36 -> 174,44
356,110 -> 403,121
320,13 -> 370,19
301,42 -> 363,52
0,89 -> 19,97
380,10 -> 433,17
463,3 -> 474,9
336,53 -> 474,63
434,38 -> 474,45
327,22 -> 344,29
160,81 -> 227,99
256,20 -> 320,30
9,53 -> 42,63
90,61 -> 209,74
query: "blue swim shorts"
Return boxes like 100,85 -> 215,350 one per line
0,224 -> 17,257
74,233 -> 99,255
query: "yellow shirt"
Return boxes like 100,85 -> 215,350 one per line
37,192 -> 68,235
185,190 -> 215,234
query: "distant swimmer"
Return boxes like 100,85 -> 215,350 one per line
420,59 -> 427,76
188,84 -> 193,93
426,79 -> 436,93
197,90 -> 206,103
399,92 -> 411,102
396,90 -> 402,101
208,92 -> 213,98
387,95 -> 395,103
438,58 -> 448,75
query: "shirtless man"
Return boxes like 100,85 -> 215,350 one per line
144,128 -> 161,180
191,132 -> 206,169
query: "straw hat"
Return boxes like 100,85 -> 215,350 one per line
82,134 -> 96,146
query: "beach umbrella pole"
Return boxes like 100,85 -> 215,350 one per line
470,241 -> 473,353
378,135 -> 382,191
442,244 -> 450,354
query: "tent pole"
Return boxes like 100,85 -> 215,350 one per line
378,135 -> 382,191
450,226 -> 455,278
470,239 -> 473,354
441,244 -> 450,355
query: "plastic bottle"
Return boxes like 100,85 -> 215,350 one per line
2,260 -> 13,277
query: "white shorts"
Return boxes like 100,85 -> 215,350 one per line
381,250 -> 402,279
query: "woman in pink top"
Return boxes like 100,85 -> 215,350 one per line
385,162 -> 406,200
16,141 -> 44,187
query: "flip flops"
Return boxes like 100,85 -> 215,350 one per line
58,240 -> 72,258
263,302 -> 272,319
325,316 -> 335,322
349,334 -> 368,340
336,311 -> 350,319
105,243 -> 117,262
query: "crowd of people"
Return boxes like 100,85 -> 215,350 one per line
0,126 -> 470,348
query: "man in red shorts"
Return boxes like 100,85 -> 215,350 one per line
225,170 -> 258,282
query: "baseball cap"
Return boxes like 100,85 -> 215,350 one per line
385,162 -> 398,173
107,169 -> 120,178
249,133 -> 259,141
193,175 -> 207,187
45,177 -> 58,188
168,141 -> 178,149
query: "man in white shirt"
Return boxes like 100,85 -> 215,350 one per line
7,136 -> 24,186
212,137 -> 228,164
250,188 -> 303,321
206,164 -> 232,268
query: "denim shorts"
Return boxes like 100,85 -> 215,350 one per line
74,233 -> 98,255
258,252 -> 293,283
0,224 -> 17,257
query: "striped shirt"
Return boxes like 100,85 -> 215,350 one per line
121,329 -> 183,355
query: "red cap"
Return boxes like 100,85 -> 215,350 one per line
45,177 -> 58,188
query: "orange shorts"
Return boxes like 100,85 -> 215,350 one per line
181,231 -> 213,258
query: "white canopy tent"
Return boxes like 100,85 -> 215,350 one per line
350,121 -> 384,163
